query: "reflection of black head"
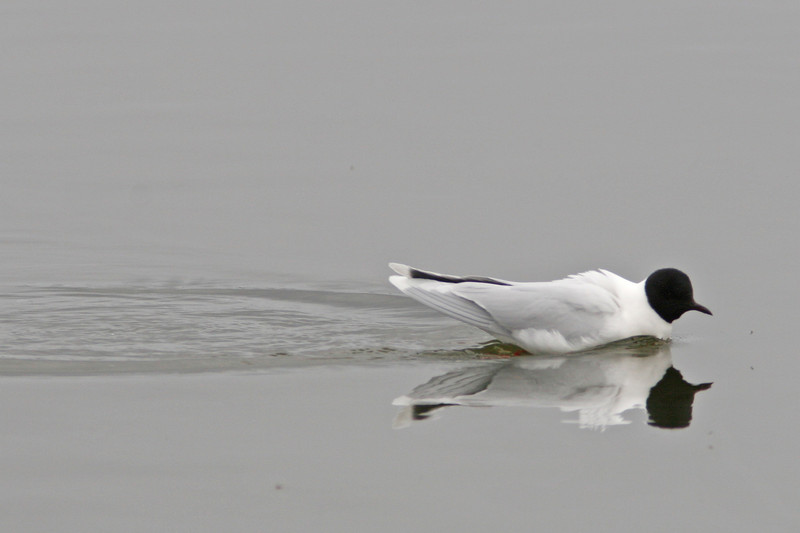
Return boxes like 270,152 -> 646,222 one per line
646,367 -> 712,429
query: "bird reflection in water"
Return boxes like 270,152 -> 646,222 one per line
393,338 -> 711,430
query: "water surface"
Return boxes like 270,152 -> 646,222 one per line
2,1 -> 800,531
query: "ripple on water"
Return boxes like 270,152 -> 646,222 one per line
0,282 -> 487,374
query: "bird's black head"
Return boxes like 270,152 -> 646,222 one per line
645,268 -> 712,323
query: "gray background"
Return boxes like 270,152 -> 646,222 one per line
2,1 -> 799,531
4,1 -> 798,285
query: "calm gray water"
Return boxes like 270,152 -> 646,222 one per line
2,1 -> 800,531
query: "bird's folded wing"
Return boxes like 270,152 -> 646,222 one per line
397,280 -> 513,337
451,280 -> 620,340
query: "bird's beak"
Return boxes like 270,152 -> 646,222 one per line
691,302 -> 712,316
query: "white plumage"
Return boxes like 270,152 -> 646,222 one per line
389,263 -> 711,354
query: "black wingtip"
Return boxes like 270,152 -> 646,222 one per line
408,268 -> 511,286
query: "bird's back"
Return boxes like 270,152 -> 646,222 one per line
389,265 -> 638,353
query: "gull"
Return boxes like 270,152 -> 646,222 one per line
388,263 -> 711,354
